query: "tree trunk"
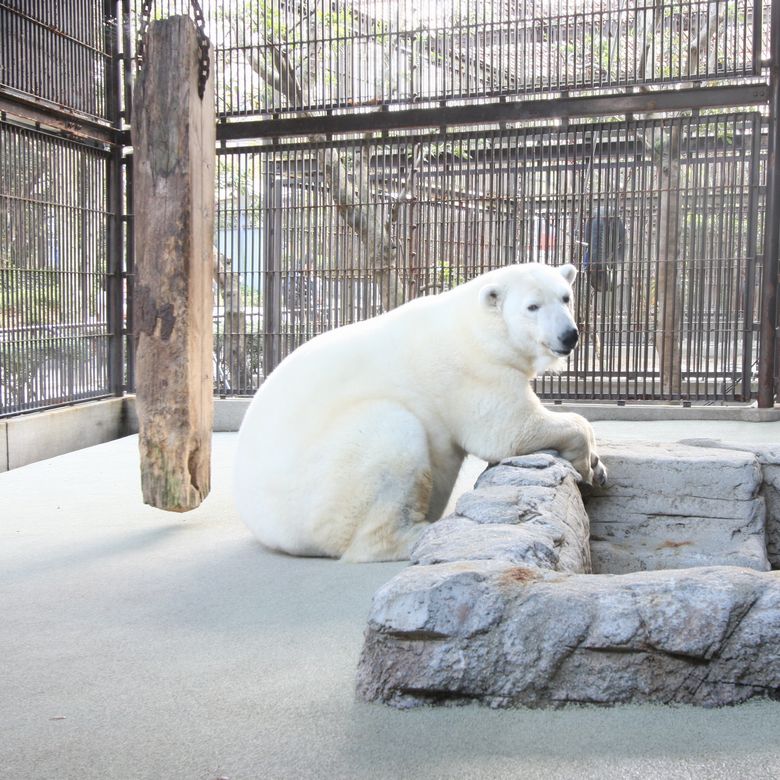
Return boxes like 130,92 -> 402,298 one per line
132,16 -> 215,511
241,32 -> 406,311
213,250 -> 248,391
315,146 -> 401,311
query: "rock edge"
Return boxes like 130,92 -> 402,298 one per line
356,448 -> 780,708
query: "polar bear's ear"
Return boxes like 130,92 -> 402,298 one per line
479,284 -> 504,310
559,263 -> 578,285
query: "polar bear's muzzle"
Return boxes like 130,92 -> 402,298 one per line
536,302 -> 579,357
555,327 -> 579,356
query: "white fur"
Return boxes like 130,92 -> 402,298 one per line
234,262 -> 605,562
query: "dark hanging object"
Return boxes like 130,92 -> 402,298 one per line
583,206 -> 626,293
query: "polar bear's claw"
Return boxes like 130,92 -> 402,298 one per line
591,455 -> 608,487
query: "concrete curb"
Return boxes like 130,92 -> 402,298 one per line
2,395 -> 780,473
3,398 -> 126,471
0,421 -> 7,472
548,402 -> 780,422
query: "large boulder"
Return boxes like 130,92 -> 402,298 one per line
357,561 -> 780,708
413,452 -> 591,574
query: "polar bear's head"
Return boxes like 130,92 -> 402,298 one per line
479,262 -> 579,376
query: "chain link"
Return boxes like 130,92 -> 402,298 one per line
136,0 -> 211,100
135,0 -> 154,72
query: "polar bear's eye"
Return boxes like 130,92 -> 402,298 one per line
562,295 -> 570,304
527,304 -> 540,312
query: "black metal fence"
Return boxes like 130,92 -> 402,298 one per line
0,0 -> 778,417
0,120 -> 114,415
0,0 -> 114,121
213,112 -> 764,401
129,0 -> 766,117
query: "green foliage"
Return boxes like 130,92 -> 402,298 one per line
434,259 -> 465,290
599,38 -> 612,71
422,139 -> 492,162
0,262 -> 61,328
320,7 -> 354,39
715,122 -> 735,144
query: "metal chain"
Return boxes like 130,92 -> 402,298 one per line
189,0 -> 211,100
135,0 -> 154,72
136,0 -> 211,100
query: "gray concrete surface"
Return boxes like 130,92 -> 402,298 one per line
3,427 -> 780,779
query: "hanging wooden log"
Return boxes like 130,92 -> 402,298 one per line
131,16 -> 215,511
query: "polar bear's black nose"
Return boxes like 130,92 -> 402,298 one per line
561,327 -> 579,351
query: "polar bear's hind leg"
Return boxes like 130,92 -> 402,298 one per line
332,403 -> 434,563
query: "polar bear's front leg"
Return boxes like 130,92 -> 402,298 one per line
459,395 -> 606,486
535,410 -> 607,487
462,402 -> 604,486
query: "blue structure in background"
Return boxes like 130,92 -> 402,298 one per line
214,220 -> 263,290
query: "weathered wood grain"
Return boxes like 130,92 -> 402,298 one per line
131,16 -> 215,511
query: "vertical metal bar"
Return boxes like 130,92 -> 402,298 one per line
742,112 -> 762,398
724,108 -> 737,393
753,0 -> 764,74
124,149 -> 135,394
106,145 -> 124,396
734,113 -> 748,397
758,0 -> 780,407
122,0 -> 134,126
695,115 -> 708,394
62,133 -> 72,405
686,115 -> 698,398
264,166 -> 283,375
105,0 -> 124,397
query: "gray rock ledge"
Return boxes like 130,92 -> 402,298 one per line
679,438 -> 780,569
357,561 -> 780,708
585,441 -> 770,573
356,449 -> 780,709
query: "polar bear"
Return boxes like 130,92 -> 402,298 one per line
234,262 -> 606,562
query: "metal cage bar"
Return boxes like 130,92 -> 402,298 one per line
124,0 -> 766,120
209,114 -> 765,402
0,120 -> 114,415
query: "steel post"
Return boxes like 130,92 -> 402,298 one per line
758,0 -> 780,407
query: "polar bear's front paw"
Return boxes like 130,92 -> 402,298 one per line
590,452 -> 608,487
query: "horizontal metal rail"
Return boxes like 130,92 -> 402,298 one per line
0,92 -> 118,146
212,84 -> 770,143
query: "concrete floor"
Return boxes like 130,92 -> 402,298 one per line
3,423 -> 780,780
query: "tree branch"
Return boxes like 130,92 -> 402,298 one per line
238,16 -> 406,311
